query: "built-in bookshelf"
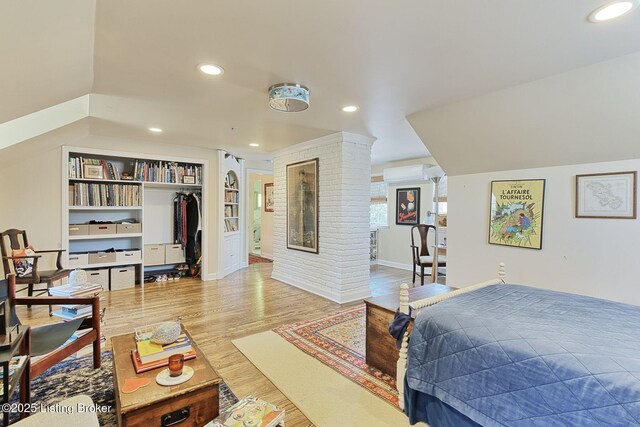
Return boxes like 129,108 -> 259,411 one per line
219,150 -> 245,278
224,172 -> 240,232
62,147 -> 208,286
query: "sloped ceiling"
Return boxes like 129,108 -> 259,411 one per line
3,1 -> 640,166
0,1 -> 95,123
407,52 -> 640,176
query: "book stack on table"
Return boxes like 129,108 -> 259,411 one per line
49,283 -> 106,359
131,332 -> 196,373
49,283 -> 103,320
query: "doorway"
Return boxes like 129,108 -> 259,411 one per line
248,172 -> 274,262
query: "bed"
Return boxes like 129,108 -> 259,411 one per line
397,263 -> 640,426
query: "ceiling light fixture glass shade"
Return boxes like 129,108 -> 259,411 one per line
589,0 -> 638,21
268,83 -> 310,112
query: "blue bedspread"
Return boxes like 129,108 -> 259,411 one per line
406,284 -> 640,426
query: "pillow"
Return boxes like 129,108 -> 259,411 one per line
12,246 -> 35,277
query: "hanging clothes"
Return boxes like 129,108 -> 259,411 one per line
173,191 -> 202,264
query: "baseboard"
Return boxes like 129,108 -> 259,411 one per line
271,273 -> 371,304
377,260 -> 414,271
202,272 -> 219,281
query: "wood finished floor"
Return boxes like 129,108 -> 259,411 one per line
17,264 -> 434,426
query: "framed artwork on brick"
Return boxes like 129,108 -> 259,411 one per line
396,188 -> 420,225
287,158 -> 319,253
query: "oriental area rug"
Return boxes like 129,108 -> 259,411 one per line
272,306 -> 398,407
233,307 -> 408,426
12,351 -> 237,426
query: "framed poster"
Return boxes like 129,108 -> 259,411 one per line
264,183 -> 274,212
396,188 -> 420,225
575,171 -> 637,219
489,179 -> 545,250
287,158 -> 319,253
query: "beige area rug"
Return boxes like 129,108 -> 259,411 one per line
233,330 -> 413,427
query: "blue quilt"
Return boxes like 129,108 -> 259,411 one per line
406,284 -> 640,426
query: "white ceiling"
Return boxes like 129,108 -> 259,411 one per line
3,0 -> 640,164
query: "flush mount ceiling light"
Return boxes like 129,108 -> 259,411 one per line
199,64 -> 224,76
268,83 -> 310,112
249,143 -> 260,147
148,127 -> 163,133
342,105 -> 359,113
589,0 -> 638,22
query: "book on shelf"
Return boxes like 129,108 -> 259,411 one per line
68,156 -> 122,180
136,333 -> 193,364
133,160 -> 202,184
69,182 -> 141,207
130,349 -> 196,373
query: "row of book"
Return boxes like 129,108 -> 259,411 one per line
132,332 -> 195,373
133,160 -> 202,184
225,190 -> 239,203
224,205 -> 238,218
69,156 -> 122,180
224,219 -> 238,232
69,183 -> 142,207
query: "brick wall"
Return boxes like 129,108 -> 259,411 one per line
271,132 -> 374,303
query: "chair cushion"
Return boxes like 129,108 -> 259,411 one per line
12,246 -> 35,277
419,255 -> 447,265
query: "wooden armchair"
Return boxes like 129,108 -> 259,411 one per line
410,224 -> 446,286
1,274 -> 101,378
1,229 -> 71,311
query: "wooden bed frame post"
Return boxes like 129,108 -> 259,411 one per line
397,283 -> 410,410
396,262 -> 506,411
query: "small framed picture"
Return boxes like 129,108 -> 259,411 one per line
84,165 -> 104,180
182,175 -> 196,184
576,171 -> 637,219
264,183 -> 274,212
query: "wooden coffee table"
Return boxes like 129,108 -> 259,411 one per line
364,284 -> 455,378
111,327 -> 221,427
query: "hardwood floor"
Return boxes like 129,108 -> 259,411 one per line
17,263 -> 422,426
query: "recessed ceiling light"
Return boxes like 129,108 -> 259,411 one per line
249,143 -> 260,147
589,0 -> 638,22
199,64 -> 224,76
342,105 -> 359,113
148,127 -> 163,133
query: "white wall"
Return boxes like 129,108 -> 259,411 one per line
0,123 -> 221,278
448,158 -> 640,305
371,157 -> 439,269
271,132 -> 374,303
377,181 -> 435,270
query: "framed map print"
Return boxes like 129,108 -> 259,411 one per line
489,179 -> 545,250
575,171 -> 637,219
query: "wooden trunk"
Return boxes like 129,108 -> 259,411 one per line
364,284 -> 455,378
111,327 -> 221,427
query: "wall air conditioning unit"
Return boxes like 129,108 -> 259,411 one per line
383,164 -> 443,184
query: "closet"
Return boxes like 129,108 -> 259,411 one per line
62,147 -> 208,288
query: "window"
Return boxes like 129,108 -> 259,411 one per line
370,176 -> 388,227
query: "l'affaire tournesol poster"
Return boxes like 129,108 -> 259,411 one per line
489,179 -> 545,250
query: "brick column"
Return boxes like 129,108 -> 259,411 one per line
271,132 -> 374,303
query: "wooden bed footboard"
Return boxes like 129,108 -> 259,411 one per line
397,262 -> 507,410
